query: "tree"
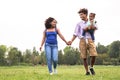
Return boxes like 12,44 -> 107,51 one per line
40,51 -> 46,65
63,46 -> 81,65
95,54 -> 109,65
16,51 -> 23,65
31,47 -> 40,65
7,47 -> 22,65
96,43 -> 108,54
32,55 -> 40,65
0,45 -> 7,65
73,48 -> 81,65
108,41 -> 120,58
58,50 -> 64,64
23,49 -> 32,63
32,47 -> 39,56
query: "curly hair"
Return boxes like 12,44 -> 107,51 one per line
45,17 -> 56,29
78,8 -> 88,15
90,13 -> 96,18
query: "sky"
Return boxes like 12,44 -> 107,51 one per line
0,0 -> 120,52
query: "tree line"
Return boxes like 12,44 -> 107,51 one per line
0,40 -> 120,66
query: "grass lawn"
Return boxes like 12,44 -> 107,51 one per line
0,65 -> 120,80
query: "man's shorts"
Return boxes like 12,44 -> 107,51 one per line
79,38 -> 98,59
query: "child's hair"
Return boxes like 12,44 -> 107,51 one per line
45,17 -> 56,29
90,13 -> 96,18
78,8 -> 88,15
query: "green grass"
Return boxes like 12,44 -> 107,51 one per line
0,65 -> 120,80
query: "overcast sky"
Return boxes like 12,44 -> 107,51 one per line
0,0 -> 120,52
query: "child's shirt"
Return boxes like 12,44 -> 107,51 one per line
85,20 -> 98,29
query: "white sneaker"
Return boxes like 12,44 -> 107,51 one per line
54,69 -> 57,74
50,72 -> 53,75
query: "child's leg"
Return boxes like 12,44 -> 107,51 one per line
82,30 -> 86,36
45,44 -> 52,73
91,33 -> 95,41
88,30 -> 95,41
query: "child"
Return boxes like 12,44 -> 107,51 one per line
82,13 -> 97,41
40,17 -> 68,75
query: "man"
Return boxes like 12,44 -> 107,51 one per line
68,8 -> 98,75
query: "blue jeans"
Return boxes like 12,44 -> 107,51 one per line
82,29 -> 95,41
45,43 -> 58,73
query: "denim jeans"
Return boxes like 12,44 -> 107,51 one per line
45,43 -> 58,73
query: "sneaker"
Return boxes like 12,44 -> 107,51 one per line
50,72 -> 53,75
86,72 -> 90,75
54,69 -> 57,74
89,67 -> 95,75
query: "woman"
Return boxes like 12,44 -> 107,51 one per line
40,17 -> 68,75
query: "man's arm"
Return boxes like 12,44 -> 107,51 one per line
68,23 -> 80,45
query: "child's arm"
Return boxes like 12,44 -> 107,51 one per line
90,20 -> 97,30
57,28 -> 68,45
40,30 -> 46,51
85,21 -> 91,30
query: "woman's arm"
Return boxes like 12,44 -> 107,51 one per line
57,28 -> 68,45
40,30 -> 46,51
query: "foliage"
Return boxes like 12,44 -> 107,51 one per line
108,40 -> 120,58
0,45 -> 7,65
0,40 -> 120,66
7,47 -> 22,65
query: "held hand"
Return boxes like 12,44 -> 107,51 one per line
66,41 -> 70,45
67,41 -> 72,45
